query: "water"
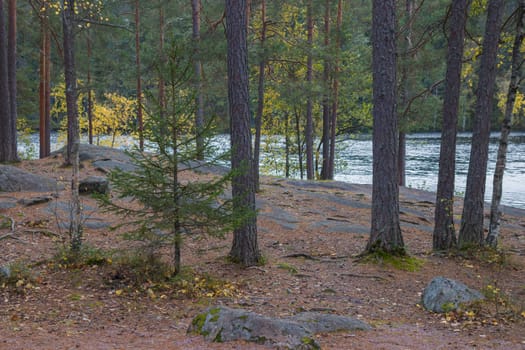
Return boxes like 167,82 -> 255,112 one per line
335,132 -> 525,209
20,132 -> 525,209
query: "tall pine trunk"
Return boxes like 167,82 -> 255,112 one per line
87,32 -> 93,145
487,0 -> 524,247
329,0 -> 342,179
135,0 -> 144,151
62,0 -> 82,251
433,0 -> 470,251
0,0 -> 16,162
365,0 -> 404,255
305,0 -> 314,180
320,0 -> 331,180
459,0 -> 504,248
253,0 -> 266,191
192,0 -> 204,160
226,0 -> 260,266
7,0 -> 17,161
39,6 -> 51,159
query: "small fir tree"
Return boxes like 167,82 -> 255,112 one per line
99,45 -> 243,275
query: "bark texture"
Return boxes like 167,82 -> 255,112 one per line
433,0 -> 470,251
192,0 -> 204,160
39,7 -> 51,158
253,0 -> 266,191
366,0 -> 404,254
459,0 -> 504,248
487,0 -> 524,247
62,0 -> 82,250
226,0 -> 260,266
305,0 -> 314,180
0,0 -> 17,162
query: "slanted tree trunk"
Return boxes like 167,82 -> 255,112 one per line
365,0 -> 404,255
487,0 -> 525,247
433,0 -> 470,251
320,0 -> 331,180
192,0 -> 204,160
62,0 -> 82,251
253,0 -> 266,191
459,0 -> 504,248
305,0 -> 314,180
226,0 -> 260,266
135,0 -> 144,151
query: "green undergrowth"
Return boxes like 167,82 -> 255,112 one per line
359,250 -> 424,272
0,260 -> 38,293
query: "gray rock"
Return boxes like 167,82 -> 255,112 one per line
289,312 -> 372,333
0,165 -> 64,192
92,159 -> 137,173
54,144 -> 133,163
188,306 -> 318,349
422,276 -> 484,313
188,306 -> 371,349
0,265 -> 10,279
79,176 -> 109,195
0,201 -> 16,210
18,195 -> 54,207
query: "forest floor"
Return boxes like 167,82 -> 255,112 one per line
0,152 -> 524,349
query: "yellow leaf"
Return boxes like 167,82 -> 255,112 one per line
521,311 -> 525,318
115,289 -> 123,296
147,289 -> 156,300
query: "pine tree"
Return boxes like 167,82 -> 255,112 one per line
99,45 -> 240,274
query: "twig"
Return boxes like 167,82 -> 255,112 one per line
283,253 -> 319,260
0,233 -> 27,243
22,229 -> 60,238
340,273 -> 388,281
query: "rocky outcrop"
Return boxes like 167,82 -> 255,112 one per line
421,276 -> 484,313
188,305 -> 371,349
0,165 -> 63,192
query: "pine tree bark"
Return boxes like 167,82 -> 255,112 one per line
7,0 -> 17,160
39,5 -> 51,158
321,0 -> 331,180
487,0 -> 525,247
305,0 -> 314,180
135,0 -> 144,151
433,0 -> 470,251
459,0 -> 504,248
62,0 -> 82,251
87,32 -> 93,145
253,0 -> 266,191
365,0 -> 404,254
0,0 -> 16,162
226,0 -> 260,266
329,0 -> 342,179
192,0 -> 204,160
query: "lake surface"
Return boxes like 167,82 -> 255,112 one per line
21,132 -> 525,209
334,132 -> 525,209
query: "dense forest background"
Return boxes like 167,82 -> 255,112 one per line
13,0 -> 524,140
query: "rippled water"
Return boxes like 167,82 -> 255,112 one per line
21,132 -> 525,209
335,132 -> 525,209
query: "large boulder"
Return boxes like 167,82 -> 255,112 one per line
188,306 -> 370,349
0,165 -> 64,192
422,276 -> 484,313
